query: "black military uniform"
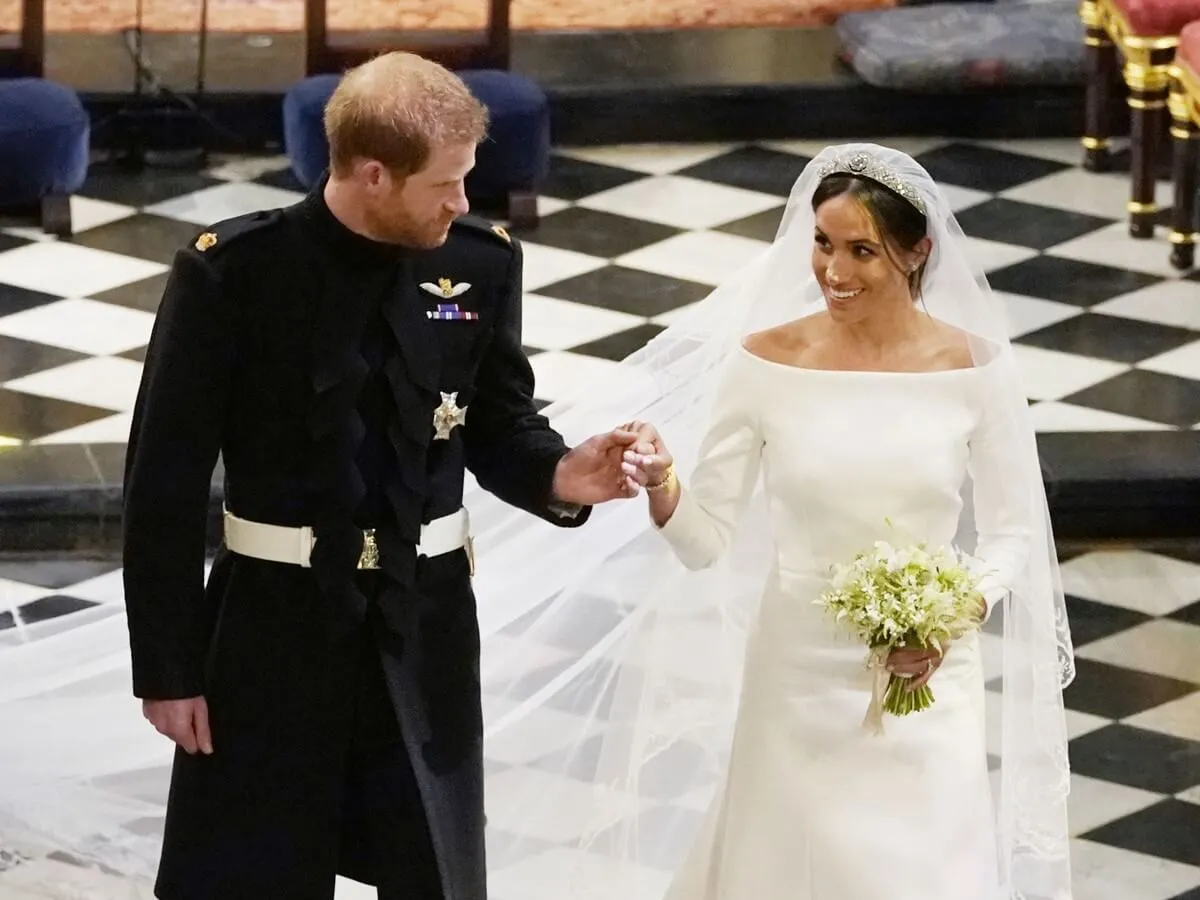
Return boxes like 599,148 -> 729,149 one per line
122,173 -> 590,900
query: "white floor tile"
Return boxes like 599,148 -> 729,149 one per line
1010,345 -> 1129,401
3,357 -> 144,412
1092,281 -> 1200,331
578,175 -> 783,230
32,412 -> 135,445
1064,708 -> 1113,740
1000,167 -> 1172,221
69,195 -> 139,233
617,230 -> 769,286
1000,292 -> 1083,339
1047,221 -> 1187,279
204,154 -> 291,182
484,767 -> 649,844
1125,692 -> 1200,743
964,236 -> 1040,274
1028,401 -> 1171,433
978,137 -> 1088,166
1075,619 -> 1200,685
145,182 -> 305,226
530,351 -> 623,403
1067,774 -> 1164,836
58,567 -> 128,607
1137,340 -> 1200,382
0,298 -> 155,355
1069,839 -> 1200,900
1058,550 -> 1200,616
0,242 -> 167,298
521,294 -> 645,351
520,242 -> 608,292
559,143 -> 735,175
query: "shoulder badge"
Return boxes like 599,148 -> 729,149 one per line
451,214 -> 516,250
188,210 -> 281,258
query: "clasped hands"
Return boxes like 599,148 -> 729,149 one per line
551,420 -> 674,505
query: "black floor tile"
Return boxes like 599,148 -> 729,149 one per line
1062,369 -> 1200,429
0,609 -> 14,630
914,143 -> 1070,193
1065,595 -> 1155,648
676,146 -> 811,197
1014,314 -> 1200,365
79,166 -> 223,208
0,558 -> 121,590
538,264 -> 713,318
0,283 -> 64,318
715,205 -> 787,243
17,593 -> 101,624
0,233 -> 33,254
254,168 -> 305,192
568,323 -> 668,361
0,390 -> 115,442
955,198 -> 1114,250
1080,799 -> 1200,867
1062,658 -> 1199,719
541,156 -> 646,201
986,256 -> 1164,306
0,336 -> 88,383
1068,723 -> 1200,794
70,213 -> 201,265
1168,600 -> 1200,627
90,273 -> 170,314
119,345 -> 149,363
514,207 -> 681,259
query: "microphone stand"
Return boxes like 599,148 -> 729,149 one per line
103,0 -> 242,169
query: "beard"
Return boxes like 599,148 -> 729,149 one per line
365,204 -> 455,249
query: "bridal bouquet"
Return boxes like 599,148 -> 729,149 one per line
814,532 -> 985,733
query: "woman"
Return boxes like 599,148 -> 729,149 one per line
471,144 -> 1074,900
614,151 -> 1041,899
0,145 -> 1073,900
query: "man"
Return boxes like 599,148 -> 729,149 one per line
123,51 -> 642,900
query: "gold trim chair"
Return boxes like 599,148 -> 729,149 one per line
1168,22 -> 1200,269
1080,0 -> 1200,238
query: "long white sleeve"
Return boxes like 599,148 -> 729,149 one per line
967,374 -> 1034,621
656,355 -> 764,571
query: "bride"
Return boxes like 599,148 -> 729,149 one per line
0,144 -> 1074,900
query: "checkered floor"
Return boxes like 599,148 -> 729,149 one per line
0,137 -> 1199,898
0,137 -> 1199,447
1,543 -> 1198,898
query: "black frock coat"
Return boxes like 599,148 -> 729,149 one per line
122,177 -> 591,900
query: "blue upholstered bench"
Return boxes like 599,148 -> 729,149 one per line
835,0 -> 1086,90
0,78 -> 90,236
283,69 -> 551,227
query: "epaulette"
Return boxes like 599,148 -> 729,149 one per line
188,209 -> 283,257
452,214 -> 516,250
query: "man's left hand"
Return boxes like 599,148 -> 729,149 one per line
553,429 -> 645,505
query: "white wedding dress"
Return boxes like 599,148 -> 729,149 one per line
655,345 -> 1025,900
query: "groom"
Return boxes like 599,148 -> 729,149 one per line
123,52 -> 642,900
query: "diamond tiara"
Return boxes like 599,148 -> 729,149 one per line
815,151 -> 927,216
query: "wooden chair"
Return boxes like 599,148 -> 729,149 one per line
1168,21 -> 1200,270
303,0 -> 511,75
1080,0 -> 1200,238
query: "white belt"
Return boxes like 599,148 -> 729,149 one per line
222,507 -> 472,571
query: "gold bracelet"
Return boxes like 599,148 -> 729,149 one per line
645,464 -> 677,492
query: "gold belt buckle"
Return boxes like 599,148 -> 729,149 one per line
357,529 -> 380,570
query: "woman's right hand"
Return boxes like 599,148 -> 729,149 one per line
618,420 -> 674,489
